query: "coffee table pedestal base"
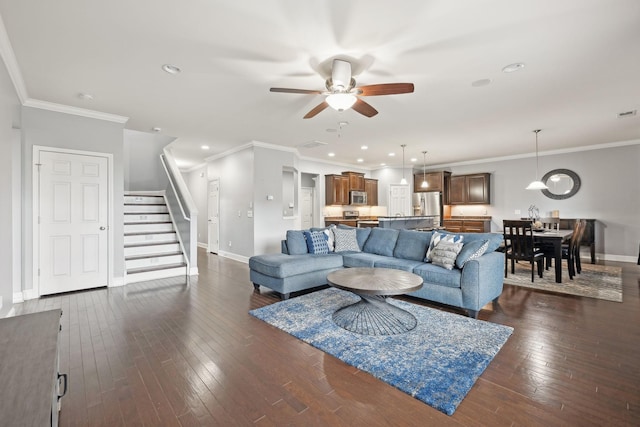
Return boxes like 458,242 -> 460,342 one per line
332,295 -> 417,336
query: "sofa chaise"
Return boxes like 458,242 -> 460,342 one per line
249,226 -> 504,318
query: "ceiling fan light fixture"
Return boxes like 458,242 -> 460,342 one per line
326,93 -> 357,111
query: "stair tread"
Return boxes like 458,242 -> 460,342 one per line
125,251 -> 183,261
127,263 -> 187,274
125,241 -> 179,248
124,231 -> 176,236
124,221 -> 172,225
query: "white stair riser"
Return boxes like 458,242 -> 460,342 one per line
126,254 -> 185,270
124,223 -> 174,233
125,214 -> 171,223
124,243 -> 181,257
124,196 -> 165,205
125,266 -> 187,284
124,204 -> 169,214
124,233 -> 178,245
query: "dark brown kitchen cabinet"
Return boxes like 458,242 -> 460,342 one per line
343,171 -> 365,191
443,219 -> 491,232
365,178 -> 378,206
448,173 -> 490,205
414,171 -> 451,194
325,174 -> 349,205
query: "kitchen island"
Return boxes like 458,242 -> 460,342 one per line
378,216 -> 439,230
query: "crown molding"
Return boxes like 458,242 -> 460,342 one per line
23,98 -> 129,123
204,140 -> 297,162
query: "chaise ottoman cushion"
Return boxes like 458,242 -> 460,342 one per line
249,253 -> 343,279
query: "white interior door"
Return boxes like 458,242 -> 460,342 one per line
37,150 -> 109,295
301,187 -> 314,229
389,184 -> 411,217
208,179 -> 220,254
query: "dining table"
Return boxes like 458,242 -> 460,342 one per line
532,229 -> 574,283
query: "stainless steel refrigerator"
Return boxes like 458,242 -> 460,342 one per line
412,192 -> 442,226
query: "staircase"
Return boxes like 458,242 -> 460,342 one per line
124,193 -> 187,284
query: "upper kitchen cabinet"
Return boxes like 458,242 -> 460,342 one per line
365,178 -> 378,206
325,174 -> 349,205
342,171 -> 365,191
448,173 -> 490,205
413,171 -> 451,193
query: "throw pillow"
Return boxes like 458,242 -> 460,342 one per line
425,231 -> 464,262
324,225 -> 337,252
455,239 -> 490,269
286,230 -> 308,255
303,230 -> 329,254
431,240 -> 464,270
333,227 -> 360,252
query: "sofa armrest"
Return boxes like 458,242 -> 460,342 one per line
459,251 -> 504,310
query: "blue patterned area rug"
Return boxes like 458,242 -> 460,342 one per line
249,288 -> 513,415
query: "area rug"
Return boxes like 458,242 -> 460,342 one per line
503,261 -> 622,302
249,288 -> 513,415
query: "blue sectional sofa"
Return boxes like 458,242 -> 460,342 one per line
248,226 -> 505,318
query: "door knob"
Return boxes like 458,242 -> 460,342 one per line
99,226 -> 106,230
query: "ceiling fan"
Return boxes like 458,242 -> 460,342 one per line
270,59 -> 414,119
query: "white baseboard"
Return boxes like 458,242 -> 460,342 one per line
217,250 -> 249,264
22,289 -> 38,300
197,242 -> 208,249
111,276 -> 125,287
124,190 -> 165,196
598,253 -> 637,263
13,292 -> 24,303
189,266 -> 199,276
5,307 -> 15,318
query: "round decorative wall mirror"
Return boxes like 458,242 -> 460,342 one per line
541,169 -> 581,200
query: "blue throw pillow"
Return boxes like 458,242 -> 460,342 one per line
303,230 -> 329,254
286,230 -> 308,255
455,239 -> 489,269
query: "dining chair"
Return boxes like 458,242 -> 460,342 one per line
503,220 -> 545,282
539,217 -> 560,230
572,219 -> 587,274
548,219 -> 584,280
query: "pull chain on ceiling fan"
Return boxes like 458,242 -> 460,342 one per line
270,59 -> 414,119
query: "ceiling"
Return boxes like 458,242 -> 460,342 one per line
0,0 -> 639,170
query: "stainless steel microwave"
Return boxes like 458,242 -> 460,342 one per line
350,191 -> 367,205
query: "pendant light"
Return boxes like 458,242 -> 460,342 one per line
525,129 -> 548,190
400,144 -> 407,185
421,151 -> 429,188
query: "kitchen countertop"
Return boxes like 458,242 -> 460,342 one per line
378,215 -> 439,220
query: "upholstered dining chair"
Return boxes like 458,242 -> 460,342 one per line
503,220 -> 545,282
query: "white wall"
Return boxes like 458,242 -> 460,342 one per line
123,129 -> 174,191
21,107 -> 126,293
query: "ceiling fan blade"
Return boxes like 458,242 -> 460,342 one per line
351,98 -> 378,118
270,87 -> 323,95
357,83 -> 415,96
303,101 -> 329,119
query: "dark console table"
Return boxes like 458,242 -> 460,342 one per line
0,309 -> 66,426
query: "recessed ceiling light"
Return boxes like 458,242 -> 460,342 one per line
328,152 -> 335,157
380,163 -> 386,166
361,145 -> 368,150
357,158 -> 364,163
152,127 -> 162,132
201,145 -> 210,150
502,63 -> 525,73
388,152 -> 395,157
410,158 -> 417,162
162,64 -> 181,74
471,78 -> 491,87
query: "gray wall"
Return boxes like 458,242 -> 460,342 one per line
428,143 -> 639,261
123,129 -> 174,191
0,58 -> 21,315
183,164 -> 209,247
21,107 -> 126,292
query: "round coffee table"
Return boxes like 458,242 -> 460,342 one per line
327,268 -> 423,336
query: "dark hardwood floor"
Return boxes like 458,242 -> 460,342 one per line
12,248 -> 640,426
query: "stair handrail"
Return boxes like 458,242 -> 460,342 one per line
160,149 -> 198,276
